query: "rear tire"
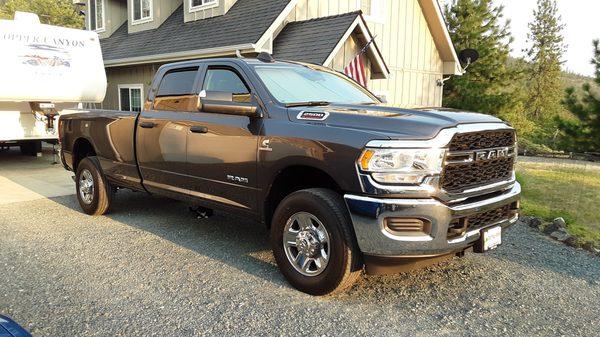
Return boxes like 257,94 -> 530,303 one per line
75,156 -> 113,215
270,188 -> 363,295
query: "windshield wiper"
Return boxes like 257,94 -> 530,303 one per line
285,101 -> 331,107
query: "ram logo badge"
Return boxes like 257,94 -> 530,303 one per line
475,148 -> 509,161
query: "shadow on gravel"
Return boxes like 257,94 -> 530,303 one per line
48,191 -> 288,288
48,191 -> 599,300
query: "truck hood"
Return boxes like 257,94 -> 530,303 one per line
288,104 -> 506,140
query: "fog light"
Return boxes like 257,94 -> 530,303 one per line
384,218 -> 431,236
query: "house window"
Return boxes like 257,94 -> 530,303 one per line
132,0 -> 152,23
89,0 -> 104,31
119,85 -> 144,112
190,0 -> 218,12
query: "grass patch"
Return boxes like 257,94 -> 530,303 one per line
516,161 -> 600,246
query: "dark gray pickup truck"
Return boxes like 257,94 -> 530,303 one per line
59,56 -> 521,295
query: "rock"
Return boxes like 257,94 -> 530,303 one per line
582,241 -> 600,255
543,217 -> 566,234
564,236 -> 580,248
529,217 -> 543,230
550,229 -> 570,242
519,216 -> 543,230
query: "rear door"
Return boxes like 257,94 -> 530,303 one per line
185,62 -> 262,213
136,66 -> 201,194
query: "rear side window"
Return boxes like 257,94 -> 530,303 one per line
154,67 -> 199,111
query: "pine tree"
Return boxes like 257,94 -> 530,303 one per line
443,0 -> 520,117
557,40 -> 600,153
0,0 -> 84,29
525,0 -> 566,120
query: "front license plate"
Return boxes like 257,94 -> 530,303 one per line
482,226 -> 502,251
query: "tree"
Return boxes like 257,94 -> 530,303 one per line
557,40 -> 600,153
525,0 -> 566,120
0,0 -> 84,29
443,0 -> 521,118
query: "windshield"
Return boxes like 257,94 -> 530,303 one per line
253,64 -> 378,105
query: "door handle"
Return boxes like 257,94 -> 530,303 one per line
139,122 -> 156,129
190,126 -> 208,134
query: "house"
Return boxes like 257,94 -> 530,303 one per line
84,0 -> 461,111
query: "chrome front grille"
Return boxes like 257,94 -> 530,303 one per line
441,130 -> 516,193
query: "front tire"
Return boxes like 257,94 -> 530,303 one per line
75,156 -> 113,215
271,188 -> 363,295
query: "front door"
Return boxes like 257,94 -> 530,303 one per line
136,66 -> 201,195
185,62 -> 262,213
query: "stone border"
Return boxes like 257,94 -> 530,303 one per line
519,216 -> 600,256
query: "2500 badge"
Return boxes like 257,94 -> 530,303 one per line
297,111 -> 329,121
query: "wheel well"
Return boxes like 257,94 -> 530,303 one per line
264,166 -> 343,228
72,138 -> 96,171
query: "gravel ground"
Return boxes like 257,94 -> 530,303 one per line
1,191 -> 599,337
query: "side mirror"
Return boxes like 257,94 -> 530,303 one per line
197,90 -> 260,117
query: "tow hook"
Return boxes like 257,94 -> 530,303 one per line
189,206 -> 214,219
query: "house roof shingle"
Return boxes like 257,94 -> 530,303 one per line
100,0 -> 291,62
272,12 -> 360,65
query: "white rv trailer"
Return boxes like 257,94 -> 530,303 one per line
0,12 -> 106,155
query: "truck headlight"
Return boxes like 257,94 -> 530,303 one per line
358,148 -> 445,184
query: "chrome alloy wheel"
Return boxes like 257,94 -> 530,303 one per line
283,212 -> 330,276
78,169 -> 94,205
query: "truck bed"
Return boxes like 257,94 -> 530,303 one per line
59,109 -> 142,190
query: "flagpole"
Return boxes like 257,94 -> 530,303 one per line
359,35 -> 377,56
343,35 -> 377,87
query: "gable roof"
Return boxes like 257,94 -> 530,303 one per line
272,12 -> 389,79
101,0 -> 292,67
272,12 -> 359,65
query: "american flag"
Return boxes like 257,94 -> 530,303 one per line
344,53 -> 368,87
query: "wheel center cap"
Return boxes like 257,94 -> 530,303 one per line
296,230 -> 320,257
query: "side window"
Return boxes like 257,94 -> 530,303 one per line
202,68 -> 250,103
154,67 -> 199,112
119,85 -> 143,112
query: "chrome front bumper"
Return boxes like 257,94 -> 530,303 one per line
344,182 -> 521,256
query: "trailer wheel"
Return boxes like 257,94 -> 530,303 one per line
75,156 -> 113,215
270,188 -> 363,295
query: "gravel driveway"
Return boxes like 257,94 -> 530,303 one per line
1,189 -> 598,337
